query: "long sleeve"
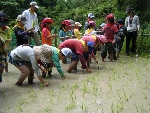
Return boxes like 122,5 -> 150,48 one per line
29,55 -> 41,76
52,48 -> 64,77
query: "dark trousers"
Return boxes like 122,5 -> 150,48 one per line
126,31 -> 137,54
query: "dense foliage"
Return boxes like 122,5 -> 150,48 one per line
0,0 -> 150,55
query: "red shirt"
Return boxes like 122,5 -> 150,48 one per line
103,23 -> 118,42
59,39 -> 84,55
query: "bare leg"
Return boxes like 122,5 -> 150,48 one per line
67,61 -> 78,73
15,65 -> 30,86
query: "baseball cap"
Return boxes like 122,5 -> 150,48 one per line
106,13 -> 114,19
0,11 -> 9,27
41,18 -> 54,24
117,19 -> 124,24
16,15 -> 27,25
75,22 -> 82,27
88,13 -> 94,18
61,20 -> 71,26
30,2 -> 39,8
61,48 -> 73,58
99,23 -> 106,28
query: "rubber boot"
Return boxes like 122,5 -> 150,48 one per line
67,61 -> 78,73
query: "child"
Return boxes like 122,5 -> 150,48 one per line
41,18 -> 57,46
73,22 -> 82,40
59,39 -> 91,73
0,11 -> 12,73
0,11 -> 9,83
116,19 -> 127,57
101,14 -> 118,62
42,47 -> 73,79
59,20 -> 72,43
84,21 -> 96,36
59,20 -> 72,63
81,35 -> 106,67
14,14 -> 34,46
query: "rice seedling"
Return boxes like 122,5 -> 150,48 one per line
16,105 -> 23,112
123,91 -> 128,101
65,103 -> 76,111
134,103 -> 139,113
18,97 -> 27,105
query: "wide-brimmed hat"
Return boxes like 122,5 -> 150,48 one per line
61,48 -> 73,58
33,44 -> 53,63
41,18 -> 54,24
61,20 -> 71,26
105,13 -> 114,19
16,14 -> 27,25
30,2 -> 39,8
75,22 -> 82,27
96,35 -> 106,45
0,11 -> 9,27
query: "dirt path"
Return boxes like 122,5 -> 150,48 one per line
0,55 -> 150,113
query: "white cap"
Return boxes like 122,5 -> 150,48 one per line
16,15 -> 27,25
61,48 -> 73,58
75,22 -> 82,27
30,2 -> 39,8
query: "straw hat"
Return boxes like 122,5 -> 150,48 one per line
33,44 -> 53,63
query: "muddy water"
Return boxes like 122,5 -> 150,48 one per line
0,55 -> 150,113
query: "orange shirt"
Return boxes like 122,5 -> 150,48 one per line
42,27 -> 52,46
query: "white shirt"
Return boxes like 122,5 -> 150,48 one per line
10,45 -> 41,76
22,9 -> 39,32
125,15 -> 140,32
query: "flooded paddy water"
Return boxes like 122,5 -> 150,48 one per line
0,55 -> 150,113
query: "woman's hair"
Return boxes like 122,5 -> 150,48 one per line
59,24 -> 65,30
108,18 -> 114,24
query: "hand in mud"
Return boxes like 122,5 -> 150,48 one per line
86,68 -> 91,73
43,82 -> 49,87
62,76 -> 66,80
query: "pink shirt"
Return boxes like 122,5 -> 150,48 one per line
103,24 -> 118,42
81,35 -> 96,43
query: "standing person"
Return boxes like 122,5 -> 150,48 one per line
0,11 -> 11,73
22,1 -> 41,46
84,13 -> 95,30
125,7 -> 140,56
14,14 -> 34,46
73,22 -> 82,40
59,20 -> 72,63
59,20 -> 72,43
41,18 -> 57,46
101,14 -> 118,62
59,39 -> 91,73
0,11 -> 9,83
8,44 -> 53,86
84,21 -> 96,36
116,19 -> 127,57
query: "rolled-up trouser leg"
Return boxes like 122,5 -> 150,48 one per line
15,65 -> 30,85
